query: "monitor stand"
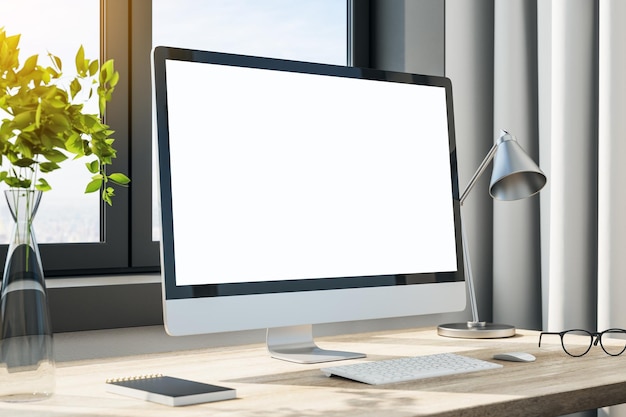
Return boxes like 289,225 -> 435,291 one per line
266,325 -> 365,364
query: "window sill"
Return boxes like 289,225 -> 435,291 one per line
47,273 -> 160,288
47,273 -> 163,333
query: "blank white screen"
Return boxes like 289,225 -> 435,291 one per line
165,60 -> 457,286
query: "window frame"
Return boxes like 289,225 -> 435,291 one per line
129,0 -> 161,269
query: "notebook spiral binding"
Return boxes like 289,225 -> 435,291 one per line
106,374 -> 163,384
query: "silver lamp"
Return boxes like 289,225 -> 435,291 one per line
438,129 -> 547,338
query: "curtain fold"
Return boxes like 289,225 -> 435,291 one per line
492,0 -> 543,331
597,4 -> 626,414
447,1 -> 626,415
444,0 -> 495,324
538,0 -> 598,334
597,1 -> 626,329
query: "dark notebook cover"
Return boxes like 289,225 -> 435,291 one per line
106,375 -> 236,406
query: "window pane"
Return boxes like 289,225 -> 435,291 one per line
0,0 -> 101,244
152,0 -> 347,64
152,0 -> 347,240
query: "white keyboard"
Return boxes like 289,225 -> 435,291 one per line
320,352 -> 502,385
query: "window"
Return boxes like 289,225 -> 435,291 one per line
0,1 -> 134,275
1,0 -> 347,280
152,1 -> 347,64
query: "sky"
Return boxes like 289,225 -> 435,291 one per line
152,0 -> 347,65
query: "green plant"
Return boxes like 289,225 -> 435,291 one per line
0,28 -> 129,205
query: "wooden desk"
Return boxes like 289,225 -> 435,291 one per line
1,327 -> 625,417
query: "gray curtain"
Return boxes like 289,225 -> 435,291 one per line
446,1 -> 626,416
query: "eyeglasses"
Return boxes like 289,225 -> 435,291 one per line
539,328 -> 626,357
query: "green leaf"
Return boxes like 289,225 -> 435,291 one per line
5,34 -> 21,52
12,111 -> 33,129
6,150 -> 19,164
103,186 -> 114,206
5,176 -> 31,188
88,59 -> 99,77
40,133 -> 54,149
108,172 -> 130,186
13,157 -> 35,168
85,178 -> 102,193
48,113 -> 71,132
110,70 -> 120,88
75,45 -> 86,75
66,132 -> 84,155
70,78 -> 82,99
39,162 -> 60,172
21,123 -> 37,133
99,96 -> 106,115
20,54 -> 38,75
100,59 -> 115,83
35,178 -> 51,191
42,149 -> 68,163
35,101 -> 42,128
50,53 -> 62,71
40,68 -> 50,83
81,114 -> 100,129
48,98 -> 67,109
86,159 -> 99,174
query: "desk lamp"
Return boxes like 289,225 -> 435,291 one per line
438,130 -> 547,338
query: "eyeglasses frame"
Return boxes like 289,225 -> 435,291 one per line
538,328 -> 626,357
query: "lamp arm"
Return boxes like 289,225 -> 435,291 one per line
459,142 -> 498,205
460,211 -> 484,326
457,140 -> 499,327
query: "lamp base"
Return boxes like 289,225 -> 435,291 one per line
437,322 -> 516,339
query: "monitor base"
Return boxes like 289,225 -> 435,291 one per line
437,322 -> 516,339
267,325 -> 365,364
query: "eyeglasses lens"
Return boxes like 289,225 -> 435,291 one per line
600,329 -> 626,356
562,330 -> 593,356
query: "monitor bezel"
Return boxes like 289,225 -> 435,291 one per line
153,46 -> 464,305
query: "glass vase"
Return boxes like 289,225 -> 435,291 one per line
0,190 -> 55,401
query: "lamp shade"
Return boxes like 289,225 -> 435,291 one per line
489,131 -> 547,201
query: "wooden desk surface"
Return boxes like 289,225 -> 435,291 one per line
1,327 -> 625,417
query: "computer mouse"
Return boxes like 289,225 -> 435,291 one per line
492,352 -> 536,362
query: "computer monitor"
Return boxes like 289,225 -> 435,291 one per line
153,46 -> 466,364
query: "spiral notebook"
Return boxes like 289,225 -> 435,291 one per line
105,374 -> 236,406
